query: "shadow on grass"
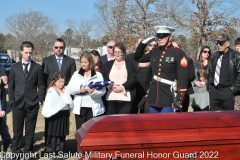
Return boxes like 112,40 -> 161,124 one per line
33,132 -> 77,153
32,132 -> 77,159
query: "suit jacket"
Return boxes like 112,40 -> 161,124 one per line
101,55 -> 108,64
101,59 -> 137,102
8,60 -> 46,109
0,79 -> 6,111
42,54 -> 76,86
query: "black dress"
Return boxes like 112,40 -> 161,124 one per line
46,109 -> 70,136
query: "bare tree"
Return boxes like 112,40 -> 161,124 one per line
94,0 -> 128,41
5,9 -> 58,60
38,23 -> 58,58
66,19 -> 93,50
131,0 -> 160,37
157,0 -> 239,58
94,0 -> 159,47
64,28 -> 74,46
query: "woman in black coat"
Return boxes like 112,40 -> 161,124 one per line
101,42 -> 137,114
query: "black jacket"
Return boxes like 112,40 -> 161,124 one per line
42,54 -> 76,86
207,47 -> 240,94
0,79 -> 6,111
187,57 -> 195,94
8,61 -> 46,108
100,55 -> 108,64
100,59 -> 137,102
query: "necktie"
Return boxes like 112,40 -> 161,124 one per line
214,55 -> 223,86
57,58 -> 61,71
23,63 -> 29,77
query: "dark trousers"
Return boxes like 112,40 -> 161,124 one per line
209,86 -> 234,111
193,106 -> 209,111
107,101 -> 132,115
182,94 -> 190,112
0,115 -> 12,146
75,107 -> 93,130
12,105 -> 39,153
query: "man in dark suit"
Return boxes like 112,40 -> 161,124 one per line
101,40 -> 116,64
42,38 -> 76,152
8,41 -> 46,156
42,38 -> 76,86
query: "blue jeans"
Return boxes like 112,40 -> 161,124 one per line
150,106 -> 174,113
0,115 -> 12,146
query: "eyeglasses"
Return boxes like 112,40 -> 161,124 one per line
54,46 -> 64,49
114,51 -> 123,55
216,41 -> 226,46
149,44 -> 157,47
203,50 -> 210,53
107,46 -> 113,49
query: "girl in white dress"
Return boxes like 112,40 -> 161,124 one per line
42,72 -> 73,157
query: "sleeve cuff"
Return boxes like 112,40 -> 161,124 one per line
120,85 -> 127,96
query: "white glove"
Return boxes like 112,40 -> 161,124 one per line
142,36 -> 155,44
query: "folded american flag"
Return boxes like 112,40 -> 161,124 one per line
88,81 -> 114,89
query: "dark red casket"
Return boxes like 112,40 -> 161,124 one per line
75,111 -> 240,160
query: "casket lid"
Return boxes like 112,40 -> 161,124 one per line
76,111 -> 240,148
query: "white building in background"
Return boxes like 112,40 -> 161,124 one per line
64,46 -> 81,60
64,45 -> 108,60
95,46 -> 107,56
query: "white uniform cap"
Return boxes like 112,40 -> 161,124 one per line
154,26 -> 175,34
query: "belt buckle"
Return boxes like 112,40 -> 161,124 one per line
157,77 -> 161,81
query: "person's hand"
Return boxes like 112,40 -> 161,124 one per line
138,62 -> 150,68
0,111 -> 5,117
142,36 -> 155,45
80,85 -> 87,93
112,84 -> 123,93
199,81 -> 206,86
85,86 -> 95,94
195,81 -> 204,87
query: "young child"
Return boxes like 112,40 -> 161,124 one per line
42,72 -> 73,158
192,69 -> 209,111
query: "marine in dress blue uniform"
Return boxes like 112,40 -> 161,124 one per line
134,26 -> 188,113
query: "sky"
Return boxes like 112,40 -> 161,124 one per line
0,0 -> 97,35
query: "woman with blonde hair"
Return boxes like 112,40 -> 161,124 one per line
67,52 -> 106,130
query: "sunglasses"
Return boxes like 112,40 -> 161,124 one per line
149,44 -> 157,47
107,46 -> 113,49
216,41 -> 226,46
203,50 -> 210,53
54,46 -> 64,49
